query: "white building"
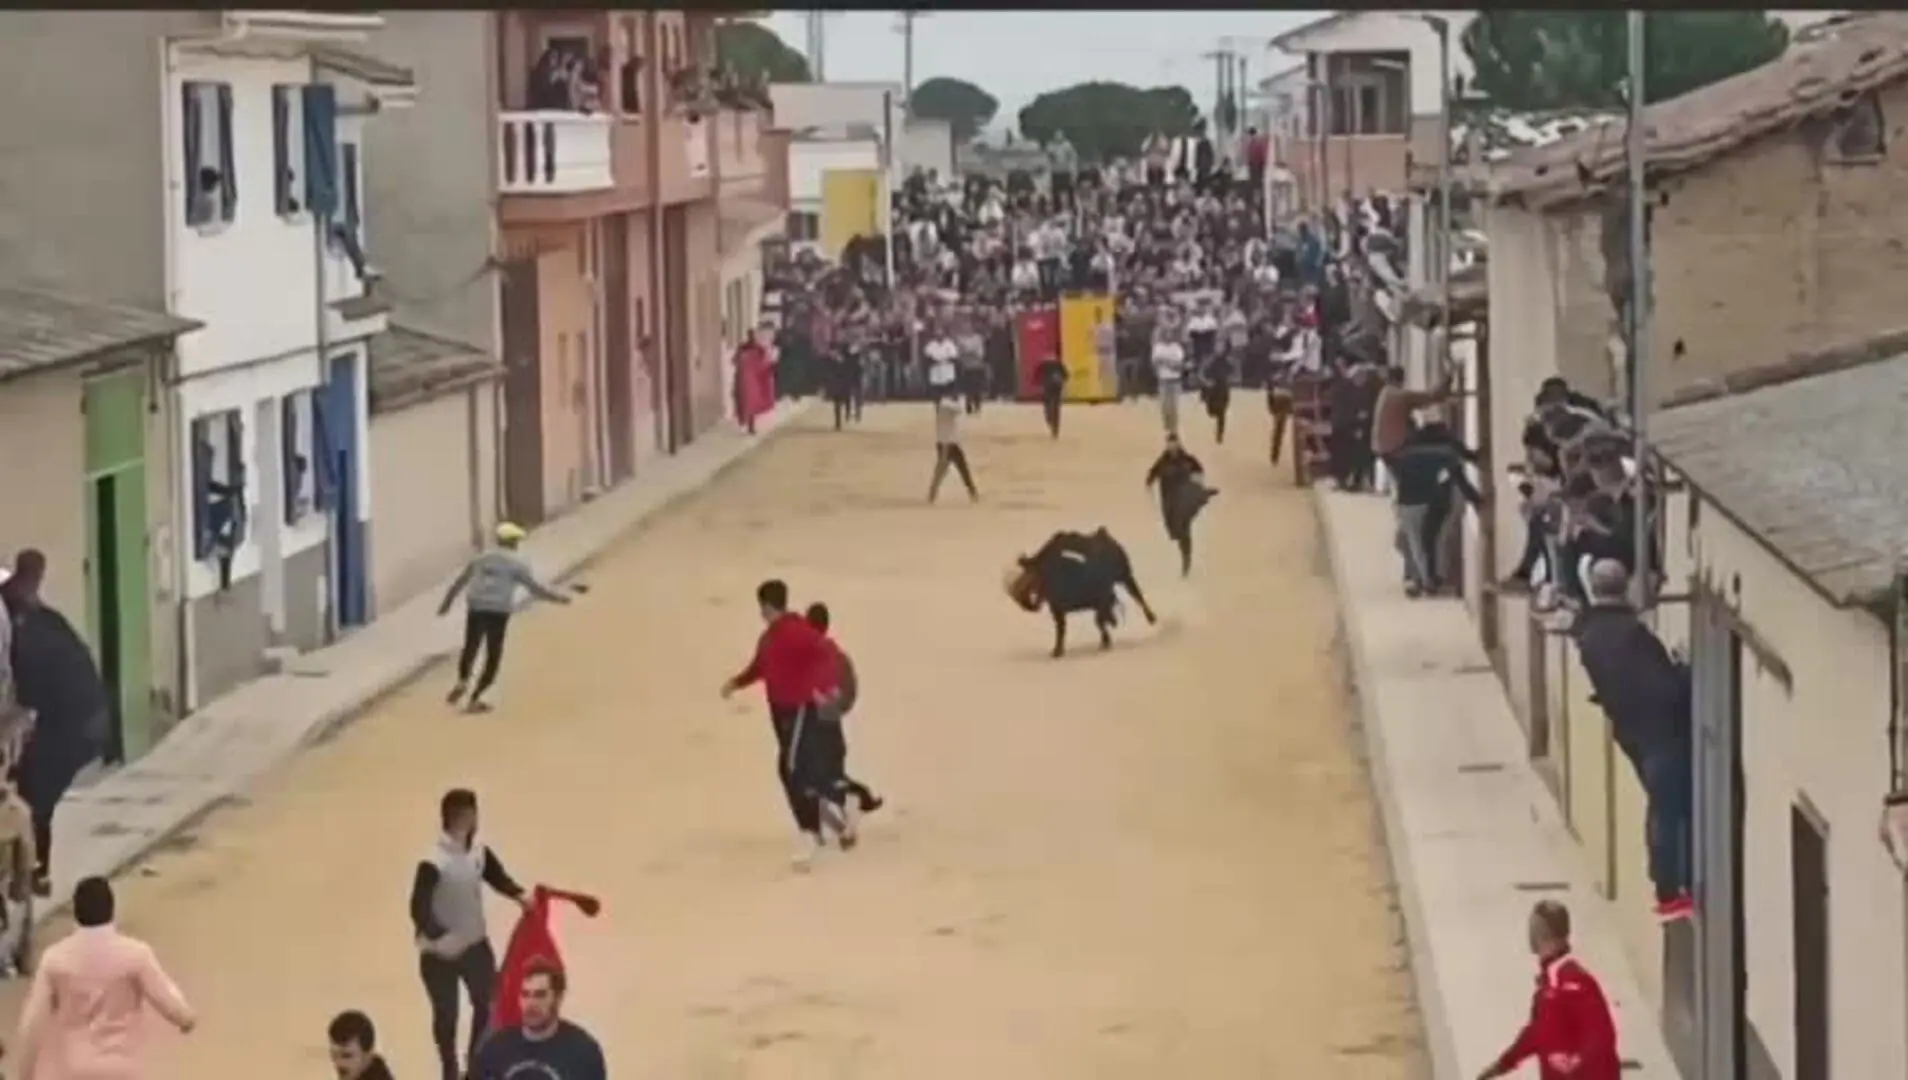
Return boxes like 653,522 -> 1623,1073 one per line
163,14 -> 415,705
783,132 -> 883,258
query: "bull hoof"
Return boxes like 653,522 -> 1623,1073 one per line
1050,648 -> 1066,659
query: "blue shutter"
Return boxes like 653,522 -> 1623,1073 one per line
181,84 -> 205,226
215,84 -> 237,221
302,84 -> 339,218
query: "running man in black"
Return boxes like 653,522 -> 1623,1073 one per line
1035,354 -> 1068,438
1145,433 -> 1218,576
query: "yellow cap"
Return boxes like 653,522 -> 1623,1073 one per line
495,522 -> 527,544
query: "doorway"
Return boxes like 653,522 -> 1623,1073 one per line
324,353 -> 368,630
81,371 -> 153,763
500,258 -> 546,524
1792,799 -> 1830,1080
662,204 -> 691,451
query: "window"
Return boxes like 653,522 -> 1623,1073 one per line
328,141 -> 367,275
182,81 -> 236,227
271,85 -> 307,216
1830,91 -> 1885,160
619,21 -> 643,115
191,410 -> 247,561
281,391 -> 316,524
786,211 -> 820,242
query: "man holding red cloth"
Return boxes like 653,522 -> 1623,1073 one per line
1479,901 -> 1621,1080
720,579 -> 843,869
731,325 -> 776,435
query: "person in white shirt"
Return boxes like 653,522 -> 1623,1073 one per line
924,336 -> 978,503
1151,332 -> 1188,437
1010,253 -> 1041,298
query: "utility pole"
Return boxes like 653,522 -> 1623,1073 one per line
1625,10 -> 1652,609
805,11 -> 826,82
1201,47 -> 1239,141
897,11 -> 923,116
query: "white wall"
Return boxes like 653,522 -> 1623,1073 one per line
898,118 -> 955,180
1276,10 -> 1476,118
1677,507 -> 1908,1079
770,81 -> 904,138
174,350 -> 327,601
789,137 -> 882,210
164,49 -> 320,380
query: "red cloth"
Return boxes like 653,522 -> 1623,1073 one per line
491,886 -> 602,1032
730,612 -> 839,707
733,341 -> 774,426
1489,953 -> 1621,1080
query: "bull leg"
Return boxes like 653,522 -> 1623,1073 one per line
1121,573 -> 1158,624
1095,606 -> 1116,650
1049,610 -> 1068,658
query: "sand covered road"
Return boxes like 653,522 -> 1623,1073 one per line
2,401 -> 1424,1078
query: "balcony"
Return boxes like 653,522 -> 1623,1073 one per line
499,111 -> 615,196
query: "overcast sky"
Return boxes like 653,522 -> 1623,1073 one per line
762,11 -> 1326,129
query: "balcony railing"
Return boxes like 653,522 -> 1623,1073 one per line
498,111 -> 615,196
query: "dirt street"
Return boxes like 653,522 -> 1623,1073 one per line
6,402 -> 1424,1078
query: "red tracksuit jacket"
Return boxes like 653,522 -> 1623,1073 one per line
1490,953 -> 1621,1080
731,612 -> 839,708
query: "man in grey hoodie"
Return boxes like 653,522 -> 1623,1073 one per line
438,523 -> 571,714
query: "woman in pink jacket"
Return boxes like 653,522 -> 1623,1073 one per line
731,326 -> 776,435
15,876 -> 195,1080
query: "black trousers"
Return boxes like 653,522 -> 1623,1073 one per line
929,443 -> 977,501
456,610 -> 510,698
1041,389 -> 1063,436
770,704 -> 825,834
420,939 -> 497,1080
17,735 -> 92,877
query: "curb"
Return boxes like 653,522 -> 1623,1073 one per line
52,404 -> 815,918
1313,490 -> 1464,1080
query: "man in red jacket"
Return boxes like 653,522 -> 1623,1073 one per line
1480,900 -> 1621,1080
720,579 -> 842,869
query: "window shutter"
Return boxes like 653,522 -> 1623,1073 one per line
191,424 -> 213,559
302,84 -> 339,218
281,396 -> 300,524
341,143 -> 361,238
182,84 -> 205,225
272,87 -> 295,215
216,84 -> 237,220
312,394 -> 339,510
225,411 -> 249,546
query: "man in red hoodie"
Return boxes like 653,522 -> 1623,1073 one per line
720,579 -> 841,869
1479,900 -> 1621,1080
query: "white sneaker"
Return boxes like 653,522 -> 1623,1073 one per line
791,833 -> 821,871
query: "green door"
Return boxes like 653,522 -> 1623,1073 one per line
82,371 -> 154,761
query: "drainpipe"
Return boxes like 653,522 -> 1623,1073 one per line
646,13 -> 670,452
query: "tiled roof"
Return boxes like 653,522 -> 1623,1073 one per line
1651,329 -> 1908,609
0,287 -> 200,384
1492,13 -> 1908,209
367,325 -> 499,415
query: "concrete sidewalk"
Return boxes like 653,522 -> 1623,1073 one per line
1317,491 -> 1675,1079
47,402 -> 815,908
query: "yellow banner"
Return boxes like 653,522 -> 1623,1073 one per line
1059,293 -> 1118,402
819,168 -> 882,263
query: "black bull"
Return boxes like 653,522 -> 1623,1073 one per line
1017,528 -> 1158,657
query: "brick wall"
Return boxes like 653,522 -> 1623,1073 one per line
1647,80 -> 1908,404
